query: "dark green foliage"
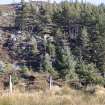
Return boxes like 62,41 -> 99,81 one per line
14,1 -> 105,85
76,62 -> 98,84
42,53 -> 57,76
55,45 -> 78,81
76,61 -> 105,86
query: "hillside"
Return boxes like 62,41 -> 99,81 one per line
0,4 -> 15,27
0,1 -> 105,93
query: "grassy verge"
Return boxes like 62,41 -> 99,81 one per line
0,86 -> 105,105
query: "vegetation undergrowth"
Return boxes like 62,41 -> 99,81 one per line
0,85 -> 105,105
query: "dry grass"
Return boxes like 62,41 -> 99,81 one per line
0,86 -> 105,105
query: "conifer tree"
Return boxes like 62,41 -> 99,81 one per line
80,26 -> 92,63
43,53 -> 57,76
55,44 -> 78,81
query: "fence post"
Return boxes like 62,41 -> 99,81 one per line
9,75 -> 13,94
49,76 -> 53,90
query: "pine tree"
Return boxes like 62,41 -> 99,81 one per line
43,53 -> 57,76
55,44 -> 78,81
47,41 -> 56,58
76,61 -> 104,85
80,26 -> 92,63
15,1 -> 36,32
64,47 -> 78,81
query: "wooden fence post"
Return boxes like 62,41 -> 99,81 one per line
49,76 -> 53,90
